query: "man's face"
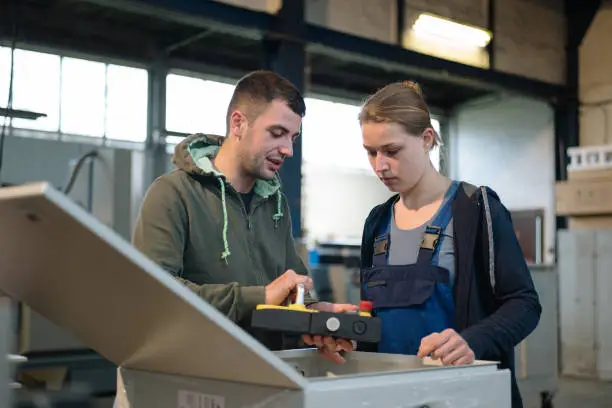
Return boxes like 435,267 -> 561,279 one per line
237,99 -> 302,180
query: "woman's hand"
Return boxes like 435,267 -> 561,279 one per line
417,328 -> 475,366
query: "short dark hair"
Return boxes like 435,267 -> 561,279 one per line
226,70 -> 306,131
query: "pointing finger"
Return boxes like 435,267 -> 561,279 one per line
417,332 -> 440,358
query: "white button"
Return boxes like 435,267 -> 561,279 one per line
326,317 -> 341,332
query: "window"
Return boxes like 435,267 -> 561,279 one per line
0,47 -> 61,131
302,97 -> 443,173
60,57 -> 106,137
430,117 -> 441,171
166,74 -> 235,136
105,64 -> 148,142
0,47 -> 10,107
302,97 -> 369,172
0,47 -> 149,143
162,79 -> 444,172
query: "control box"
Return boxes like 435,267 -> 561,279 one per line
251,286 -> 381,343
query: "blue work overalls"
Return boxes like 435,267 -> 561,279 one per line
362,181 -> 459,355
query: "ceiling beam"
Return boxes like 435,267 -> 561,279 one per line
71,0 -> 274,39
70,0 -> 568,102
306,25 -> 566,102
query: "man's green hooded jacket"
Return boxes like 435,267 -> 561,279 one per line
133,133 -> 311,349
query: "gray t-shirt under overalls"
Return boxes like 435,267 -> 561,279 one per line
388,206 -> 456,285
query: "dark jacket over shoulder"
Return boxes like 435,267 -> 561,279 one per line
359,182 -> 542,408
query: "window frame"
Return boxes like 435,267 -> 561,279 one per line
0,43 -> 150,147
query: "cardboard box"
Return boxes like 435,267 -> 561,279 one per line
568,168 -> 612,182
556,179 -> 612,216
0,183 -> 513,408
568,216 -> 612,230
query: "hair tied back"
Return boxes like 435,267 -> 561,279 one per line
401,80 -> 423,96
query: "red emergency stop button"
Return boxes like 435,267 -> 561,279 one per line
360,300 -> 373,311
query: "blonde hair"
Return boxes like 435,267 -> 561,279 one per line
358,81 -> 442,149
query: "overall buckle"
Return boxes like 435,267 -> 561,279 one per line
373,234 -> 389,256
421,226 -> 441,250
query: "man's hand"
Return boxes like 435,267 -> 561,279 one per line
301,302 -> 359,364
417,328 -> 475,366
265,269 -> 313,306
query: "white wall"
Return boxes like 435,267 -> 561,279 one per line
449,95 -> 556,263
2,135 -> 91,190
1,134 -> 139,240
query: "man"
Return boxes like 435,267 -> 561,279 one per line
133,70 -> 355,363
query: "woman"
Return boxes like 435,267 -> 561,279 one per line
357,81 -> 541,408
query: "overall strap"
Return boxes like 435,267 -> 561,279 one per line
372,207 -> 392,267
416,180 -> 460,266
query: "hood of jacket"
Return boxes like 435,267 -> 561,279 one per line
171,133 -> 282,198
171,133 -> 286,262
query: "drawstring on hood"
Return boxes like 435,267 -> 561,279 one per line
272,189 -> 283,228
172,133 -> 285,262
217,178 -> 231,262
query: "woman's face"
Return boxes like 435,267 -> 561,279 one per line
361,121 -> 432,193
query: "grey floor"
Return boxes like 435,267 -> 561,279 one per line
523,377 -> 612,408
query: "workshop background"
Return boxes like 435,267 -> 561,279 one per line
1,0 -> 612,407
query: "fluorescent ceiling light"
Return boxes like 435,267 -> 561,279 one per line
412,13 -> 492,48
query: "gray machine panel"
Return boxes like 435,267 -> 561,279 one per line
0,182 -> 305,390
0,183 -> 511,408
276,348 -> 497,377
117,349 -> 509,408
